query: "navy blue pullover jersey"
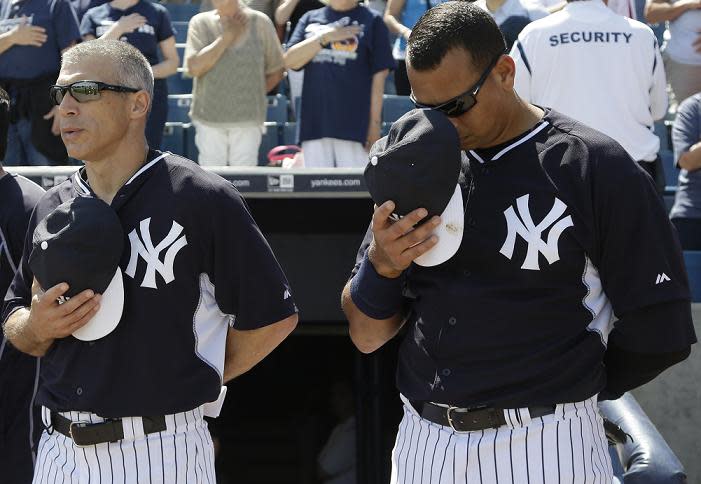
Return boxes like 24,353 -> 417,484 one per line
2,151 -> 298,417
351,109 -> 695,408
0,173 -> 44,375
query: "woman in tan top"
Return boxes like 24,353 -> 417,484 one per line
185,0 -> 285,166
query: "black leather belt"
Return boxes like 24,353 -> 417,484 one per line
51,412 -> 167,447
412,401 -> 556,432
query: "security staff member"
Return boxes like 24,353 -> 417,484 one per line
342,3 -> 695,482
510,0 -> 668,190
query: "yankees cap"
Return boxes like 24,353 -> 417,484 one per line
29,197 -> 125,341
365,109 -> 464,267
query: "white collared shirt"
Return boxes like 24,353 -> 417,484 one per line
510,0 -> 667,161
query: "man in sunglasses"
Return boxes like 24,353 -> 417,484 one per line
342,2 -> 695,482
2,39 -> 299,482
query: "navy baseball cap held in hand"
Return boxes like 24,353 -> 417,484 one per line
29,197 -> 125,341
365,109 -> 464,267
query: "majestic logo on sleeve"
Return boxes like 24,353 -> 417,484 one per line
125,218 -> 188,288
499,195 -> 574,270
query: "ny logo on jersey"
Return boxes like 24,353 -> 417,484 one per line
125,218 -> 188,288
499,194 -> 574,270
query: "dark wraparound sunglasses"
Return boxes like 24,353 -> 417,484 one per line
409,53 -> 503,117
49,81 -> 140,106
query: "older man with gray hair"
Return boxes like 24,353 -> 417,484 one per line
2,39 -> 299,483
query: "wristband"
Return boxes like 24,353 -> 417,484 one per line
350,254 -> 405,320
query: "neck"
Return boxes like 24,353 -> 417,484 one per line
111,0 -> 139,9
0,166 -> 5,179
330,0 -> 357,12
83,137 -> 149,204
486,0 -> 507,12
488,96 -> 544,147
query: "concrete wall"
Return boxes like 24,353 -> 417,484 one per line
631,304 -> 701,483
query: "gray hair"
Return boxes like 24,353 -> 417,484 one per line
62,39 -> 154,107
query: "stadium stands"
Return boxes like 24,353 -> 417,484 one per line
684,251 -> 701,302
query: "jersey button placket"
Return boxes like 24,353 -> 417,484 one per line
76,387 -> 83,396
448,316 -> 457,326
442,368 -> 451,377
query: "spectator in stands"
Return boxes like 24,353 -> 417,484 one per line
185,0 -> 284,166
645,0 -> 701,105
0,0 -> 80,165
284,0 -> 394,168
248,0 -> 281,22
511,0 -> 668,191
384,0 -> 445,95
474,0 -> 548,48
670,92 -> 701,249
276,0 -> 325,40
275,0 -> 324,113
81,0 -> 180,150
71,0 -> 108,21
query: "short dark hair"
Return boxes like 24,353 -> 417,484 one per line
0,88 -> 9,162
407,1 -> 506,72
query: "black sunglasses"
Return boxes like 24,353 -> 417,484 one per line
49,81 -> 140,106
410,53 -> 503,117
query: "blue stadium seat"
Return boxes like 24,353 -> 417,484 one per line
282,122 -> 297,145
258,123 -> 282,165
267,94 -> 289,123
167,70 -> 193,95
167,94 -> 192,122
684,251 -> 701,302
162,122 -> 186,157
164,3 -> 199,22
660,149 -> 679,189
172,21 -> 189,43
381,121 -> 392,137
184,123 -> 198,162
382,95 -> 414,123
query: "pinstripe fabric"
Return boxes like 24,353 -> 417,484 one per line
31,408 -> 216,483
391,396 -> 613,484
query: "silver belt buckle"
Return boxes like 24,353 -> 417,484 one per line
445,406 -> 460,432
68,421 -> 91,447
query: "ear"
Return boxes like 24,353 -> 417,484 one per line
129,90 -> 151,120
494,55 -> 516,91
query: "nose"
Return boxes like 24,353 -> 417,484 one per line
58,91 -> 79,117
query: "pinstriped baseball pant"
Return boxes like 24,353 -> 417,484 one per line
32,406 -> 216,484
391,395 -> 613,484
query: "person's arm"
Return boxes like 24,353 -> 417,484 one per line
284,23 -> 362,70
223,314 -> 298,381
152,36 -> 179,79
0,20 -> 47,55
366,69 -> 387,150
99,13 -> 147,40
274,0 -> 301,26
3,281 -> 100,357
383,0 -> 410,38
185,14 -> 245,78
678,142 -> 701,170
645,0 -> 701,24
342,201 -> 439,353
672,96 -> 701,169
265,68 -> 284,92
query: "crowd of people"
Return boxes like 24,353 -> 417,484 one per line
1,0 -> 699,239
